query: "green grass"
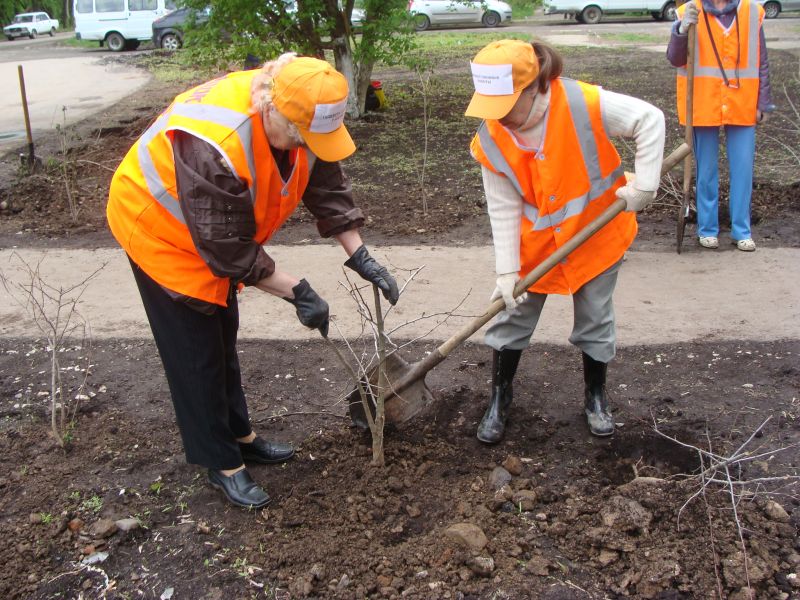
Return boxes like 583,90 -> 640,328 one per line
599,32 -> 665,43
411,30 -> 533,54
61,37 -> 99,49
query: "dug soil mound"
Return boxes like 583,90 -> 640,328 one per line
1,339 -> 798,599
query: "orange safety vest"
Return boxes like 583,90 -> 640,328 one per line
676,0 -> 763,127
107,70 -> 312,306
470,78 -> 636,295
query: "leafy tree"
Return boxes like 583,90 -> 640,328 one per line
180,0 -> 417,117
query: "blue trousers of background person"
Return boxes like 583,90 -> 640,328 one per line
694,124 -> 756,242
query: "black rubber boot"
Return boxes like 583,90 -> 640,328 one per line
477,349 -> 522,444
583,352 -> 614,437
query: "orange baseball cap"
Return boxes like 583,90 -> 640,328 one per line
272,57 -> 355,162
465,40 -> 539,120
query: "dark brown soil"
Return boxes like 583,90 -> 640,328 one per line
0,45 -> 799,600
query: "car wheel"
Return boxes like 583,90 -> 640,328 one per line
106,32 -> 125,52
580,5 -> 602,24
661,1 -> 677,21
6,36 -> 13,41
413,13 -> 430,31
161,33 -> 181,51
29,30 -> 37,39
49,27 -> 55,36
481,10 -> 501,27
763,1 -> 780,18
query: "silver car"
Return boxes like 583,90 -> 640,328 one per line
758,0 -> 800,18
409,0 -> 513,31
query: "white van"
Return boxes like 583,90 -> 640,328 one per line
74,0 -> 176,51
543,0 -> 678,23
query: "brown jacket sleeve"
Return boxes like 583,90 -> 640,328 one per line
303,158 -> 365,237
171,130 -> 275,287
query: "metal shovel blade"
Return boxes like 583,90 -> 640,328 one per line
347,352 -> 436,429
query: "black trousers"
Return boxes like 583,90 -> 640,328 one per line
130,259 -> 251,470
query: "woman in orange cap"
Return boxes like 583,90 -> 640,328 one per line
465,39 -> 665,443
107,53 -> 398,509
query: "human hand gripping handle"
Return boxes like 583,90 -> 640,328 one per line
344,245 -> 400,305
616,184 -> 656,213
490,272 -> 527,312
283,279 -> 330,338
678,1 -> 698,35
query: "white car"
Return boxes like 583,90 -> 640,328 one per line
409,0 -> 513,31
543,0 -> 677,23
4,11 -> 59,40
758,0 -> 800,18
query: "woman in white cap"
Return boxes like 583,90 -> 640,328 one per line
465,40 -> 665,443
107,53 -> 398,508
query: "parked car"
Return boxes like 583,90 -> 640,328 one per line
152,7 -> 210,50
758,0 -> 800,18
543,0 -> 677,23
74,0 -> 176,52
408,0 -> 512,31
3,11 -> 59,40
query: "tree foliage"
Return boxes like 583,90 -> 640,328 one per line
180,0 -> 418,117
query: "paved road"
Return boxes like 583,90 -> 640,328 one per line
0,34 -> 150,147
0,245 -> 797,344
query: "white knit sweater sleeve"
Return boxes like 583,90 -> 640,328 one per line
482,165 -> 522,275
599,89 -> 666,192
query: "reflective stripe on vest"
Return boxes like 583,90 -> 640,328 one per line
136,103 -> 257,226
677,0 -> 760,81
477,78 -> 624,232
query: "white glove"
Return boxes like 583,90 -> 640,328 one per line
490,273 -> 527,312
616,184 -> 657,213
678,2 -> 698,35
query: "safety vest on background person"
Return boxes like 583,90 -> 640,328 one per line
107,70 -> 312,306
676,0 -> 763,127
470,77 -> 635,296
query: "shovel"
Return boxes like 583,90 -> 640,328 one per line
348,143 -> 692,429
676,21 -> 696,254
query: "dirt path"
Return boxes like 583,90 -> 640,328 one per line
1,245 -> 797,344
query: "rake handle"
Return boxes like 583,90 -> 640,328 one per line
389,142 -> 691,397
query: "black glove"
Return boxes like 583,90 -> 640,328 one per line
344,245 -> 400,305
283,279 -> 329,337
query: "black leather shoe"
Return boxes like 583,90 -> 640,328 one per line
207,469 -> 271,509
239,436 -> 295,464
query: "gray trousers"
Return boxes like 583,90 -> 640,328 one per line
484,259 -> 622,363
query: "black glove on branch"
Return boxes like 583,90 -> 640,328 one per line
344,245 -> 400,305
283,279 -> 329,337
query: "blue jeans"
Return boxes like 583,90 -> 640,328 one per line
694,124 -> 756,241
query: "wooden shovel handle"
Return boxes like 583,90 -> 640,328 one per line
395,142 -> 692,390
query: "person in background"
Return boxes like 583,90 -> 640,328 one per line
107,53 -> 399,509
667,0 -> 775,252
465,39 -> 665,443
